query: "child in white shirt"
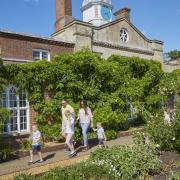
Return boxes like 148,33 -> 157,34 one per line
28,124 -> 43,164
93,122 -> 107,148
64,110 -> 76,156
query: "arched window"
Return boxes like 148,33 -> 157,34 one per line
9,87 -> 17,108
1,85 -> 29,134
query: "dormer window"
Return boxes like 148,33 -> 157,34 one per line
32,49 -> 50,61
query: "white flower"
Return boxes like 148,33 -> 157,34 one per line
155,144 -> 160,148
172,137 -> 175,141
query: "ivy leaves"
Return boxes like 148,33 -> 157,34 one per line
0,50 -> 179,132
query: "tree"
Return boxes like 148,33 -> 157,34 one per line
167,50 -> 180,60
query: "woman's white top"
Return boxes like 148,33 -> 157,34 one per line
65,117 -> 74,134
78,107 -> 93,124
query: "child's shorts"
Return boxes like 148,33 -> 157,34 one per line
32,145 -> 41,152
98,139 -> 104,145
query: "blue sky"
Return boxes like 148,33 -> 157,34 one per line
0,0 -> 180,52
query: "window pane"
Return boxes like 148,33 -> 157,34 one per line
42,51 -> 48,60
9,87 -> 17,108
33,51 -> 40,61
19,92 -> 27,107
3,120 -> 8,133
20,109 -> 27,130
10,110 -> 18,131
0,92 -> 6,108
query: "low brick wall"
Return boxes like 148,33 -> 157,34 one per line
117,127 -> 144,137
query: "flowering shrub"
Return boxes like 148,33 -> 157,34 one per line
90,143 -> 161,179
145,111 -> 180,152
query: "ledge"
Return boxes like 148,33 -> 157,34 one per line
93,41 -> 154,55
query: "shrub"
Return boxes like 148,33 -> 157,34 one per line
0,140 -> 11,161
90,143 -> 161,179
20,139 -> 32,151
14,174 -> 34,180
168,171 -> 180,180
145,111 -> 180,152
39,123 -> 60,142
105,130 -> 117,140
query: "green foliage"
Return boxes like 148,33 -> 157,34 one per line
90,144 -> 161,179
20,139 -> 32,151
167,50 -> 180,60
168,171 -> 180,180
14,174 -> 34,180
0,50 -> 179,142
38,123 -> 60,142
0,136 -> 14,161
105,130 -> 117,140
0,140 -> 11,161
144,111 -> 180,152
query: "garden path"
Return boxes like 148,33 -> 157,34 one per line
0,135 -> 133,180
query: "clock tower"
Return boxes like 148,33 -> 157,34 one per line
81,0 -> 113,26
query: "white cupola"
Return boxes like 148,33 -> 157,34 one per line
81,0 -> 113,26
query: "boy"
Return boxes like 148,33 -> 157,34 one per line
93,122 -> 107,148
28,124 -> 43,164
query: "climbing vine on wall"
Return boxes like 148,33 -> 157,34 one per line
0,50 -> 179,139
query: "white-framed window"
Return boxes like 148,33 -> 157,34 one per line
0,85 -> 30,134
32,49 -> 50,61
120,28 -> 129,43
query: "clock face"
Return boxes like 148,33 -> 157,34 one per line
101,6 -> 111,21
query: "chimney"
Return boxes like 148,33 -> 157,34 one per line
114,8 -> 131,22
55,0 -> 74,32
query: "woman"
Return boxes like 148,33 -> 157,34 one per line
77,100 -> 93,151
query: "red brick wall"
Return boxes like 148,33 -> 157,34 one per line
0,36 -> 74,61
55,0 -> 73,32
56,0 -> 72,19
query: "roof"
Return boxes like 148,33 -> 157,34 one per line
0,29 -> 74,47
